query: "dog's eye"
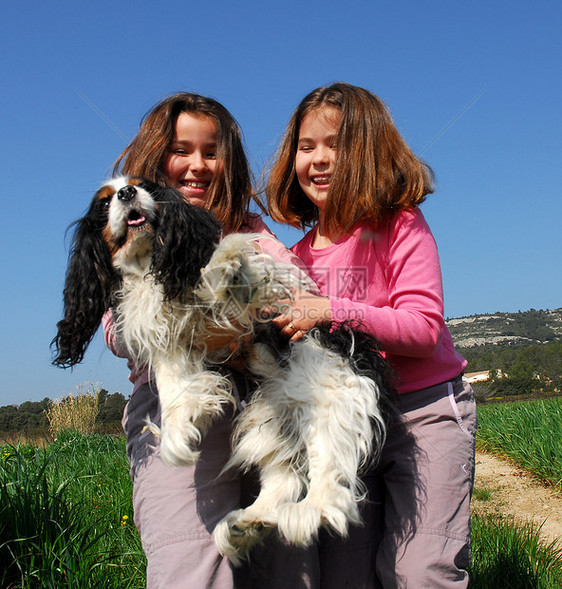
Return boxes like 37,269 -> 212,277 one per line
100,197 -> 111,210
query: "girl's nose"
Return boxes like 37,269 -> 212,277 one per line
312,146 -> 330,165
190,151 -> 207,171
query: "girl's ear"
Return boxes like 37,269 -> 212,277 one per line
52,216 -> 118,367
150,186 -> 222,301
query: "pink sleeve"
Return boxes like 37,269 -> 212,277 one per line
330,211 -> 445,358
103,308 -> 149,388
101,309 -> 129,358
243,214 -> 314,277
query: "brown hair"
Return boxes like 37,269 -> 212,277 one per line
113,92 -> 263,232
267,82 -> 434,235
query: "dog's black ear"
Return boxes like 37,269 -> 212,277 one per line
149,185 -> 222,301
51,209 -> 118,368
314,321 -> 397,396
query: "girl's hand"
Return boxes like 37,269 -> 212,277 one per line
203,326 -> 244,354
199,326 -> 253,372
272,291 -> 332,341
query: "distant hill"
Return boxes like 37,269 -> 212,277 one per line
446,308 -> 562,350
446,308 -> 562,398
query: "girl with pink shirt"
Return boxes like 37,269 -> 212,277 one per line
267,82 -> 477,587
105,93 -> 315,588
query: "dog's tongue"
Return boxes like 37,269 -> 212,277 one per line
127,215 -> 146,226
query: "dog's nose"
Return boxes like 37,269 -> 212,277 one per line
117,185 -> 137,201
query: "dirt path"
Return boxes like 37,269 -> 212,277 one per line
473,450 -> 562,544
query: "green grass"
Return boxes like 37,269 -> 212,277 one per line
469,513 -> 562,588
473,486 -> 493,502
477,397 -> 562,489
2,399 -> 562,587
0,432 -> 144,588
470,397 -> 562,586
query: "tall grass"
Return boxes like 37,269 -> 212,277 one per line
0,434 -> 144,588
477,397 -> 562,488
469,512 -> 562,588
472,397 -> 562,586
46,382 -> 101,437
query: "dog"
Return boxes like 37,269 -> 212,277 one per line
52,176 -> 394,563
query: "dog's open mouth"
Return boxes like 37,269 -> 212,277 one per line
127,210 -> 147,227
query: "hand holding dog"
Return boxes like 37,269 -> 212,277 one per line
272,290 -> 332,340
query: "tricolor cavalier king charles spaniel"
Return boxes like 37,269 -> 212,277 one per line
53,177 -> 393,563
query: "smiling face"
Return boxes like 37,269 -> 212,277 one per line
295,106 -> 340,217
162,113 -> 219,207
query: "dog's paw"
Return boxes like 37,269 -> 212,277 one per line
323,486 -> 362,535
318,504 -> 352,538
213,510 -> 269,566
276,502 -> 322,546
309,486 -> 361,538
159,420 -> 201,466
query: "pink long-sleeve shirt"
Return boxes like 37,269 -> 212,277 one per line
291,208 -> 466,394
102,213 -> 312,391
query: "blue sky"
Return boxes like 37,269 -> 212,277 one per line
2,0 -> 560,406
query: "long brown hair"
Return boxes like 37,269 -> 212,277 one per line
113,92 -> 264,232
267,82 -> 434,235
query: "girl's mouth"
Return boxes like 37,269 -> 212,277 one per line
180,180 -> 210,190
311,175 -> 331,186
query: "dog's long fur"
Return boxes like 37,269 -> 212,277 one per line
53,176 -> 394,564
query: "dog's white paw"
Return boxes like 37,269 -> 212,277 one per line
311,486 -> 361,538
213,510 -> 271,566
159,418 -> 201,466
318,504 -> 352,538
322,486 -> 361,536
158,391 -> 229,466
276,502 -> 322,546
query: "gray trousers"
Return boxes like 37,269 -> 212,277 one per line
374,377 -> 477,588
123,376 -> 475,588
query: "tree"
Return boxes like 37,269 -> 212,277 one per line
96,392 -> 127,424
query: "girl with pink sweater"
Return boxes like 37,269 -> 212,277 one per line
267,82 -> 477,588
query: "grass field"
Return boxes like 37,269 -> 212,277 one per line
1,397 -> 561,587
476,396 -> 562,489
1,433 -> 144,588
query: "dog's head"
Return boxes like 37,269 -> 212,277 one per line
96,176 -> 159,274
52,176 -> 222,368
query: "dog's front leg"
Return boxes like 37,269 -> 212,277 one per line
153,354 -> 233,466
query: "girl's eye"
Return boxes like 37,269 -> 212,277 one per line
206,152 -> 217,159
